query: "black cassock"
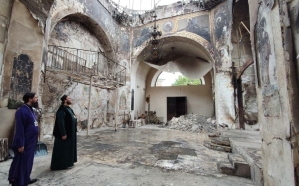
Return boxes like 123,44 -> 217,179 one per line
51,105 -> 77,170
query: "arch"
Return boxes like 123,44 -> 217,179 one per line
48,7 -> 114,55
133,31 -> 215,64
151,71 -> 206,87
131,33 -> 216,120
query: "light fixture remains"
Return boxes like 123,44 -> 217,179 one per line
146,0 -> 164,61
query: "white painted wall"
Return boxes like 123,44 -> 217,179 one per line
145,68 -> 213,122
134,62 -> 151,118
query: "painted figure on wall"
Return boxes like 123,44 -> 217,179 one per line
133,27 -> 151,47
9,54 -> 34,109
119,91 -> 127,110
214,5 -> 229,40
256,15 -> 280,117
121,33 -> 130,52
177,15 -> 210,42
162,20 -> 175,33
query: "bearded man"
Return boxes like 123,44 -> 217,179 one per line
8,92 -> 39,186
50,95 -> 77,170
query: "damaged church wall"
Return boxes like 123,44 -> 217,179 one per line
42,71 -> 116,136
288,0 -> 299,183
0,0 -> 13,102
249,0 -> 299,185
0,0 -> 14,142
39,0 -> 131,133
131,0 -> 238,129
131,8 -> 216,122
1,0 -> 44,101
146,68 -> 213,122
0,0 -> 45,143
41,19 -> 119,136
231,0 -> 258,130
134,62 -> 151,118
212,0 -> 235,128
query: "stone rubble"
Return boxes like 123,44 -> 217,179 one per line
164,114 -> 217,133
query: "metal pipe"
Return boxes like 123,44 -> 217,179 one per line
87,75 -> 93,137
240,21 -> 250,34
236,29 -> 241,68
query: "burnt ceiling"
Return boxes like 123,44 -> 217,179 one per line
139,38 -> 211,66
61,13 -> 113,54
19,0 -> 54,24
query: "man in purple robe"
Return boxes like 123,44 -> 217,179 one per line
8,92 -> 39,186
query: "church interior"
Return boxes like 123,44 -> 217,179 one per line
0,0 -> 299,185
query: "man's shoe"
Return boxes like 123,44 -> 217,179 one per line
9,180 -> 16,186
29,179 -> 38,184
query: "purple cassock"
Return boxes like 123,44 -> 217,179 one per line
8,104 -> 38,186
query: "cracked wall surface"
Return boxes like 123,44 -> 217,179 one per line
212,0 -> 235,128
249,0 -> 299,185
231,0 -> 258,130
0,0 -> 14,144
42,71 -> 116,137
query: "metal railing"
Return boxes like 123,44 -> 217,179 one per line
47,45 -> 126,85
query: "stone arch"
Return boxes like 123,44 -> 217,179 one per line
133,31 -> 215,64
131,33 -> 216,119
46,5 -> 114,56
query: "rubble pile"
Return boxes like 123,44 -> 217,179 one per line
165,114 -> 217,133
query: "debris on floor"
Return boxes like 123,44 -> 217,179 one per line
163,114 -> 217,133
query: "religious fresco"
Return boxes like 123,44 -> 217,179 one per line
291,1 -> 299,33
256,14 -> 280,117
120,32 -> 130,52
133,13 -> 211,48
162,20 -> 176,33
133,27 -> 151,47
8,54 -> 34,109
214,4 -> 230,41
177,14 -> 210,42
119,90 -> 127,110
212,3 -> 232,69
80,0 -> 118,37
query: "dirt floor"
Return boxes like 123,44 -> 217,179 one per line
0,125 -> 254,186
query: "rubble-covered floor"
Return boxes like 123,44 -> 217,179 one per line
0,125 -> 253,186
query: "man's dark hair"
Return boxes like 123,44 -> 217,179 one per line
60,95 -> 68,105
22,92 -> 36,103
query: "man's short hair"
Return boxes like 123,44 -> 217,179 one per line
60,95 -> 68,105
23,92 -> 36,103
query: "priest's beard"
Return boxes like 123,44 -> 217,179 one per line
32,101 -> 39,109
66,100 -> 72,105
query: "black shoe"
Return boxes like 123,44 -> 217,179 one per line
29,179 -> 38,184
9,180 -> 16,186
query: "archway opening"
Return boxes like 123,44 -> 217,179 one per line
155,72 -> 204,87
133,36 -> 214,122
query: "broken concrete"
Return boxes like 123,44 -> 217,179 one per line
165,113 -> 217,134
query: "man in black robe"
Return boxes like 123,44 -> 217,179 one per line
8,92 -> 39,186
50,95 -> 77,170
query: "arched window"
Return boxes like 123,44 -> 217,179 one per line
155,72 -> 204,87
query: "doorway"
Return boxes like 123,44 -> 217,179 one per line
167,97 -> 187,121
